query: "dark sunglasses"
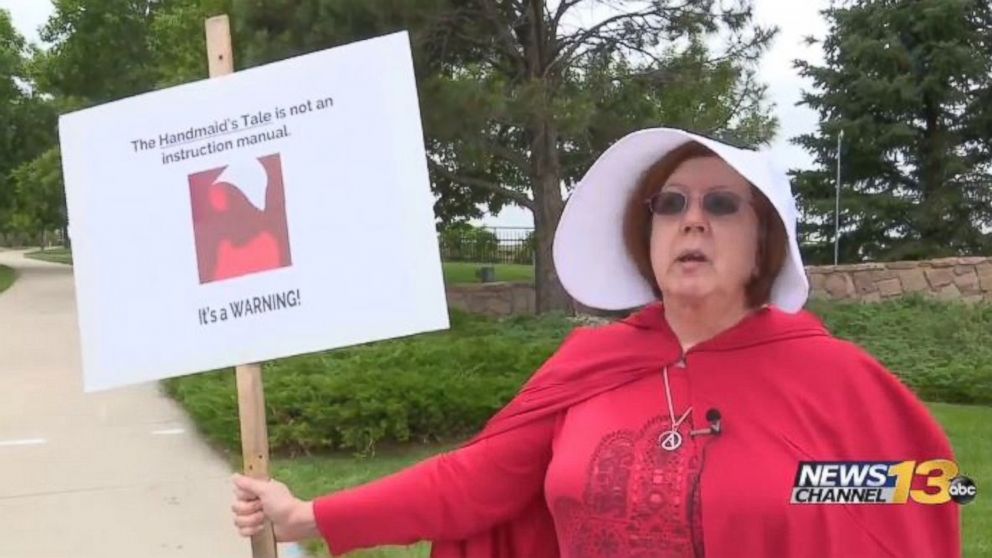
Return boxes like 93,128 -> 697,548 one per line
645,190 -> 745,217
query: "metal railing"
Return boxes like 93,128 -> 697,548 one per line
438,226 -> 534,264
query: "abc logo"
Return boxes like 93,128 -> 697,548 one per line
949,476 -> 977,505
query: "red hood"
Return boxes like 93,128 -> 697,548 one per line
620,301 -> 829,350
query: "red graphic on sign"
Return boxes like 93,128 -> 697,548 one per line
188,153 -> 292,283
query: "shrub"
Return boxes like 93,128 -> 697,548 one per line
806,294 -> 992,405
162,309 -> 574,456
438,223 -> 499,262
163,297 -> 991,458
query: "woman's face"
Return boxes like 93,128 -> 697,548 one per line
649,156 -> 759,307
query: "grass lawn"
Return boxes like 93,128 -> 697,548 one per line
0,264 -> 15,294
24,247 -> 72,265
929,402 -> 992,557
442,261 -> 533,284
272,445 -> 446,557
270,402 -> 990,558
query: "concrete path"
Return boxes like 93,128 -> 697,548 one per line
0,250 -> 306,558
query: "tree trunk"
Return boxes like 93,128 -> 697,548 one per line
919,93 -> 947,255
530,116 -> 573,315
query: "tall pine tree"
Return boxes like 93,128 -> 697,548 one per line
793,0 -> 992,264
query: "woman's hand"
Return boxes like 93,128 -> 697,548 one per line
231,473 -> 320,542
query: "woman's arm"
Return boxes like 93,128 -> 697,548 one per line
312,412 -> 559,556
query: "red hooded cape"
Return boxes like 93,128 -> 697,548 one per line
428,302 -> 960,558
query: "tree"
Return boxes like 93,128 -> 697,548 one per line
11,147 -> 67,245
234,0 -> 778,313
34,0 -> 164,105
793,0 -> 992,264
1,9 -> 58,236
0,9 -> 28,219
149,0 -> 232,87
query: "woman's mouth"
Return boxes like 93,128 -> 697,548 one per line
675,250 -> 709,270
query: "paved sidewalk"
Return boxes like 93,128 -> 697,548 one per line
0,250 -> 306,558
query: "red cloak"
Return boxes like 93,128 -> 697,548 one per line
427,302 -> 961,557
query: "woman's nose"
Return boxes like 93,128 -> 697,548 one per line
681,198 -> 708,233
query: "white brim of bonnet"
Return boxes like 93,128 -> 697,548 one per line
552,127 -> 809,313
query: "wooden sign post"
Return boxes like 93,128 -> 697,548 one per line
204,15 -> 279,558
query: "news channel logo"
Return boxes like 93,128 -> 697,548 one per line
791,460 -> 977,505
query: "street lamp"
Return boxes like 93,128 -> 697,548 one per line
834,129 -> 844,266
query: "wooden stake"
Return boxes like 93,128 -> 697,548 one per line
235,363 -> 278,558
205,15 -> 278,558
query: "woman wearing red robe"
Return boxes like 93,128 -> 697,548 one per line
231,128 -> 961,557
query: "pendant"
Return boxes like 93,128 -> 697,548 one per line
659,429 -> 683,451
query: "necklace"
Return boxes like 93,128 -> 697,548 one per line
658,365 -> 692,451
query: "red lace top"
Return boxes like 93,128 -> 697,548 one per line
313,361 -> 710,557
547,365 -> 706,558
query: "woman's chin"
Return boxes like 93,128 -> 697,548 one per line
662,283 -> 714,301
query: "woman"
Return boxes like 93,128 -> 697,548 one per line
231,128 -> 960,557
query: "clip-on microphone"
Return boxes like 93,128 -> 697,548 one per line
690,408 -> 722,437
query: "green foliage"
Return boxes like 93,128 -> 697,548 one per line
11,147 -> 66,236
805,295 -> 992,404
149,0 -> 232,87
36,0 -> 160,103
0,9 -> 55,228
163,309 -> 575,456
0,264 -> 14,294
513,230 -> 536,265
793,0 -> 992,264
165,299 -> 990,463
438,223 -> 499,262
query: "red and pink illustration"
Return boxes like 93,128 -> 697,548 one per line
188,153 -> 292,283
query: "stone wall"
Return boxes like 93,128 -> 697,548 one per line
447,256 -> 992,317
446,283 -> 536,317
807,256 -> 992,304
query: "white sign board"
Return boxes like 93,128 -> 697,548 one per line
59,31 -> 450,392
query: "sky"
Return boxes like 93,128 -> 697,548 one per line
1,0 -> 831,228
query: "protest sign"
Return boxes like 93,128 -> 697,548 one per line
59,26 -> 449,393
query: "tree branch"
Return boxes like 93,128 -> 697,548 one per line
487,139 -> 531,170
710,72 -> 758,132
551,0 -> 585,38
428,159 -> 534,210
702,27 -> 777,67
479,0 -> 527,66
549,7 -> 659,72
548,0 -> 709,70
